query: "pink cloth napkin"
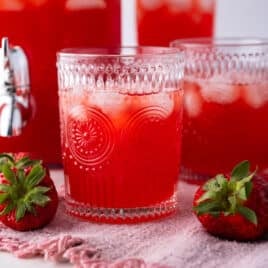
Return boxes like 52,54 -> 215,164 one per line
0,169 -> 268,268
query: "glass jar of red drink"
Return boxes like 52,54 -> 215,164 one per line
171,38 -> 268,184
137,0 -> 214,46
0,0 -> 121,163
57,47 -> 184,223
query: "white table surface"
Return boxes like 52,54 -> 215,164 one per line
1,168 -> 268,268
0,169 -> 70,268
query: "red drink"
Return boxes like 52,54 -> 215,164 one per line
0,0 -> 120,163
183,81 -> 268,179
137,0 -> 214,46
57,47 -> 184,223
171,38 -> 268,183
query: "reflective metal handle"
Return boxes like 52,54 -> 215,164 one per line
0,37 -> 31,137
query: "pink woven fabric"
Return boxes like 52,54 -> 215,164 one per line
0,169 -> 268,268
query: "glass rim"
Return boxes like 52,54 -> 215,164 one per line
57,46 -> 182,58
170,37 -> 268,48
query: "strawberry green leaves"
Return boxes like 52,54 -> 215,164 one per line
0,153 -> 15,164
0,184 -> 11,193
0,159 -> 51,221
0,193 -> 8,203
16,203 -> 27,221
231,160 -> 250,182
193,200 -> 221,216
0,153 -> 40,172
0,153 -> 15,172
14,186 -> 50,221
237,205 -> 257,225
2,165 -> 16,184
238,182 -> 252,201
15,157 -> 40,170
0,153 -> 58,231
194,160 -> 258,225
204,174 -> 228,192
26,164 -> 46,189
0,203 -> 15,216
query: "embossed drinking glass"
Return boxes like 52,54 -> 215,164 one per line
57,47 -> 184,223
171,38 -> 268,184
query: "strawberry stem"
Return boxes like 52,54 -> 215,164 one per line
194,160 -> 258,225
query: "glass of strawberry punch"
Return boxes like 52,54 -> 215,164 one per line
57,47 -> 184,223
171,38 -> 268,184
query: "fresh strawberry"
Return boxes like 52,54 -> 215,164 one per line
193,160 -> 268,241
0,153 -> 58,231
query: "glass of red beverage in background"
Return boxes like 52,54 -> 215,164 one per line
57,47 -> 184,223
171,38 -> 268,184
137,0 -> 214,46
0,0 -> 120,163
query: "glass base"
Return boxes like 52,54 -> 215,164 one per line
64,193 -> 178,223
180,166 -> 211,185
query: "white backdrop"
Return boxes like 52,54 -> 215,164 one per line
121,0 -> 268,45
215,0 -> 268,38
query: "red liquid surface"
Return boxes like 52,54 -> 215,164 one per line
137,0 -> 214,46
0,0 -> 121,163
183,81 -> 268,177
60,90 -> 183,209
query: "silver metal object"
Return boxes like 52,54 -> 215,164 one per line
0,37 -> 31,136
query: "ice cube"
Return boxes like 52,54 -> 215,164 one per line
167,0 -> 192,12
0,0 -> 23,10
200,82 -> 240,104
184,83 -> 202,117
139,0 -> 163,10
243,84 -> 268,109
88,91 -> 128,121
65,0 -> 106,10
67,91 -> 176,126
150,92 -> 175,116
132,92 -> 175,118
63,90 -> 128,127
